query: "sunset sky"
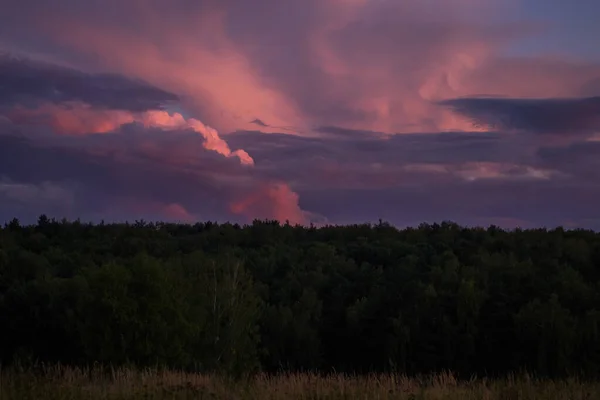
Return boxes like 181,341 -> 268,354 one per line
1,0 -> 599,228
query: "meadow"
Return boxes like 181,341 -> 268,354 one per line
1,365 -> 598,400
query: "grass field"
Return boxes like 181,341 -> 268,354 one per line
1,365 -> 597,399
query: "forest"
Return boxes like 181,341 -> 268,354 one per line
2,216 -> 600,380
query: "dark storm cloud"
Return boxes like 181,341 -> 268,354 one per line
0,54 -> 179,111
439,96 -> 600,135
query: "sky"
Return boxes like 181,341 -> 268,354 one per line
1,0 -> 599,229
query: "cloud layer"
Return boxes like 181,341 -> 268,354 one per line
440,96 -> 600,135
0,0 -> 599,228
0,54 -> 179,111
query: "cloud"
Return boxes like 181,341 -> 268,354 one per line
2,0 -> 600,230
1,119 -> 600,229
225,129 -> 600,229
8,102 -> 136,135
250,119 -> 269,127
9,0 -> 304,134
298,178 -> 600,230
225,129 -> 542,189
0,177 -> 74,206
229,182 -> 311,225
0,176 -> 75,221
6,101 -> 254,166
0,54 -> 178,111
0,126 -> 315,225
439,96 -> 600,135
0,54 -> 253,165
137,110 -> 254,166
0,0 -> 575,134
537,140 -> 600,179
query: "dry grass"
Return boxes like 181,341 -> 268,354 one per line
1,365 -> 598,399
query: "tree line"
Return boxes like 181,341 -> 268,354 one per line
2,216 -> 600,378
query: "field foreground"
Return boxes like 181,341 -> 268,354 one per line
1,366 -> 598,400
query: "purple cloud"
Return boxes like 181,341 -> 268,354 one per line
0,54 -> 179,111
439,96 -> 600,135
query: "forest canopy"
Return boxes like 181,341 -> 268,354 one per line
2,216 -> 600,378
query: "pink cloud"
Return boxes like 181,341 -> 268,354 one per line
7,102 -> 254,166
137,110 -> 254,166
24,5 -> 303,134
0,0 -> 561,134
230,182 -> 309,225
162,203 -> 196,222
8,103 -> 135,135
